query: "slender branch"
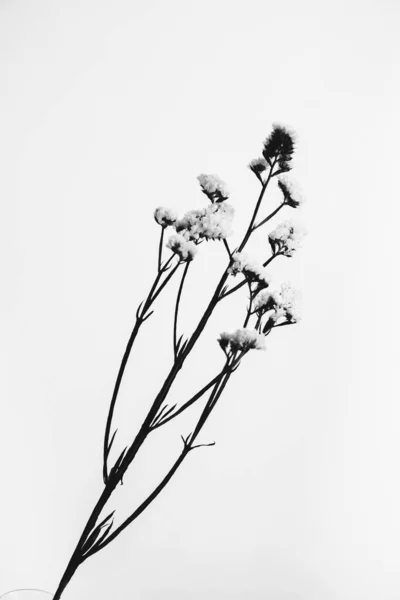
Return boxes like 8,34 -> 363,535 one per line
188,366 -> 234,444
52,469 -> 121,600
181,436 -> 216,451
103,255 -> 179,484
151,367 -> 228,430
150,259 -> 181,304
158,227 -> 165,272
253,202 -> 285,231
219,278 -> 246,300
150,403 -> 172,428
173,261 -> 190,357
237,157 -> 277,253
263,252 -> 281,268
223,238 -> 232,258
243,282 -> 253,328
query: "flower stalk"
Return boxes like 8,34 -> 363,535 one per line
51,122 -> 305,599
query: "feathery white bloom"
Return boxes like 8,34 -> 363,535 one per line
277,174 -> 304,208
253,282 -> 301,323
228,252 -> 270,286
268,220 -> 307,257
279,282 -> 301,322
253,289 -> 274,313
154,206 -> 178,227
227,252 -> 249,275
271,121 -> 299,146
218,328 -> 266,352
175,202 -> 234,241
248,157 -> 269,173
166,233 -> 198,261
197,174 -> 229,200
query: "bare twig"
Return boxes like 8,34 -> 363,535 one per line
253,202 -> 285,231
151,370 -> 225,430
158,227 -> 165,272
237,157 -> 278,252
173,261 -> 190,358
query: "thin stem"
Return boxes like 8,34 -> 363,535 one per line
223,238 -> 232,258
151,259 -> 181,304
253,202 -> 285,231
103,255 -> 178,484
243,282 -> 253,327
237,157 -> 277,253
53,470 -> 120,600
173,261 -> 190,357
151,367 -> 228,430
187,356 -> 239,445
263,252 -> 281,268
158,227 -> 165,272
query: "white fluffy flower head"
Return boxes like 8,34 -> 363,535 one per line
248,157 -> 269,174
271,121 -> 299,146
197,174 -> 229,201
218,328 -> 266,353
166,233 -> 198,262
268,220 -> 307,257
254,282 -> 301,323
277,174 -> 304,208
175,202 -> 234,242
154,206 -> 178,227
228,252 -> 270,287
279,282 -> 301,322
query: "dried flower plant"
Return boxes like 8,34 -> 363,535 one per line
52,123 -> 306,599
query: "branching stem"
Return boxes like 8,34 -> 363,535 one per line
253,202 -> 285,231
53,140 -> 292,600
87,356 -> 239,557
151,369 -> 227,430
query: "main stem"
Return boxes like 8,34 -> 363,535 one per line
52,471 -> 120,600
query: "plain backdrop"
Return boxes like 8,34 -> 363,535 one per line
1,1 -> 399,599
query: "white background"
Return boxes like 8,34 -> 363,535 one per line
1,1 -> 399,598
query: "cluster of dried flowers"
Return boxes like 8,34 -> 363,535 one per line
153,121 -> 305,358
52,122 -> 306,600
